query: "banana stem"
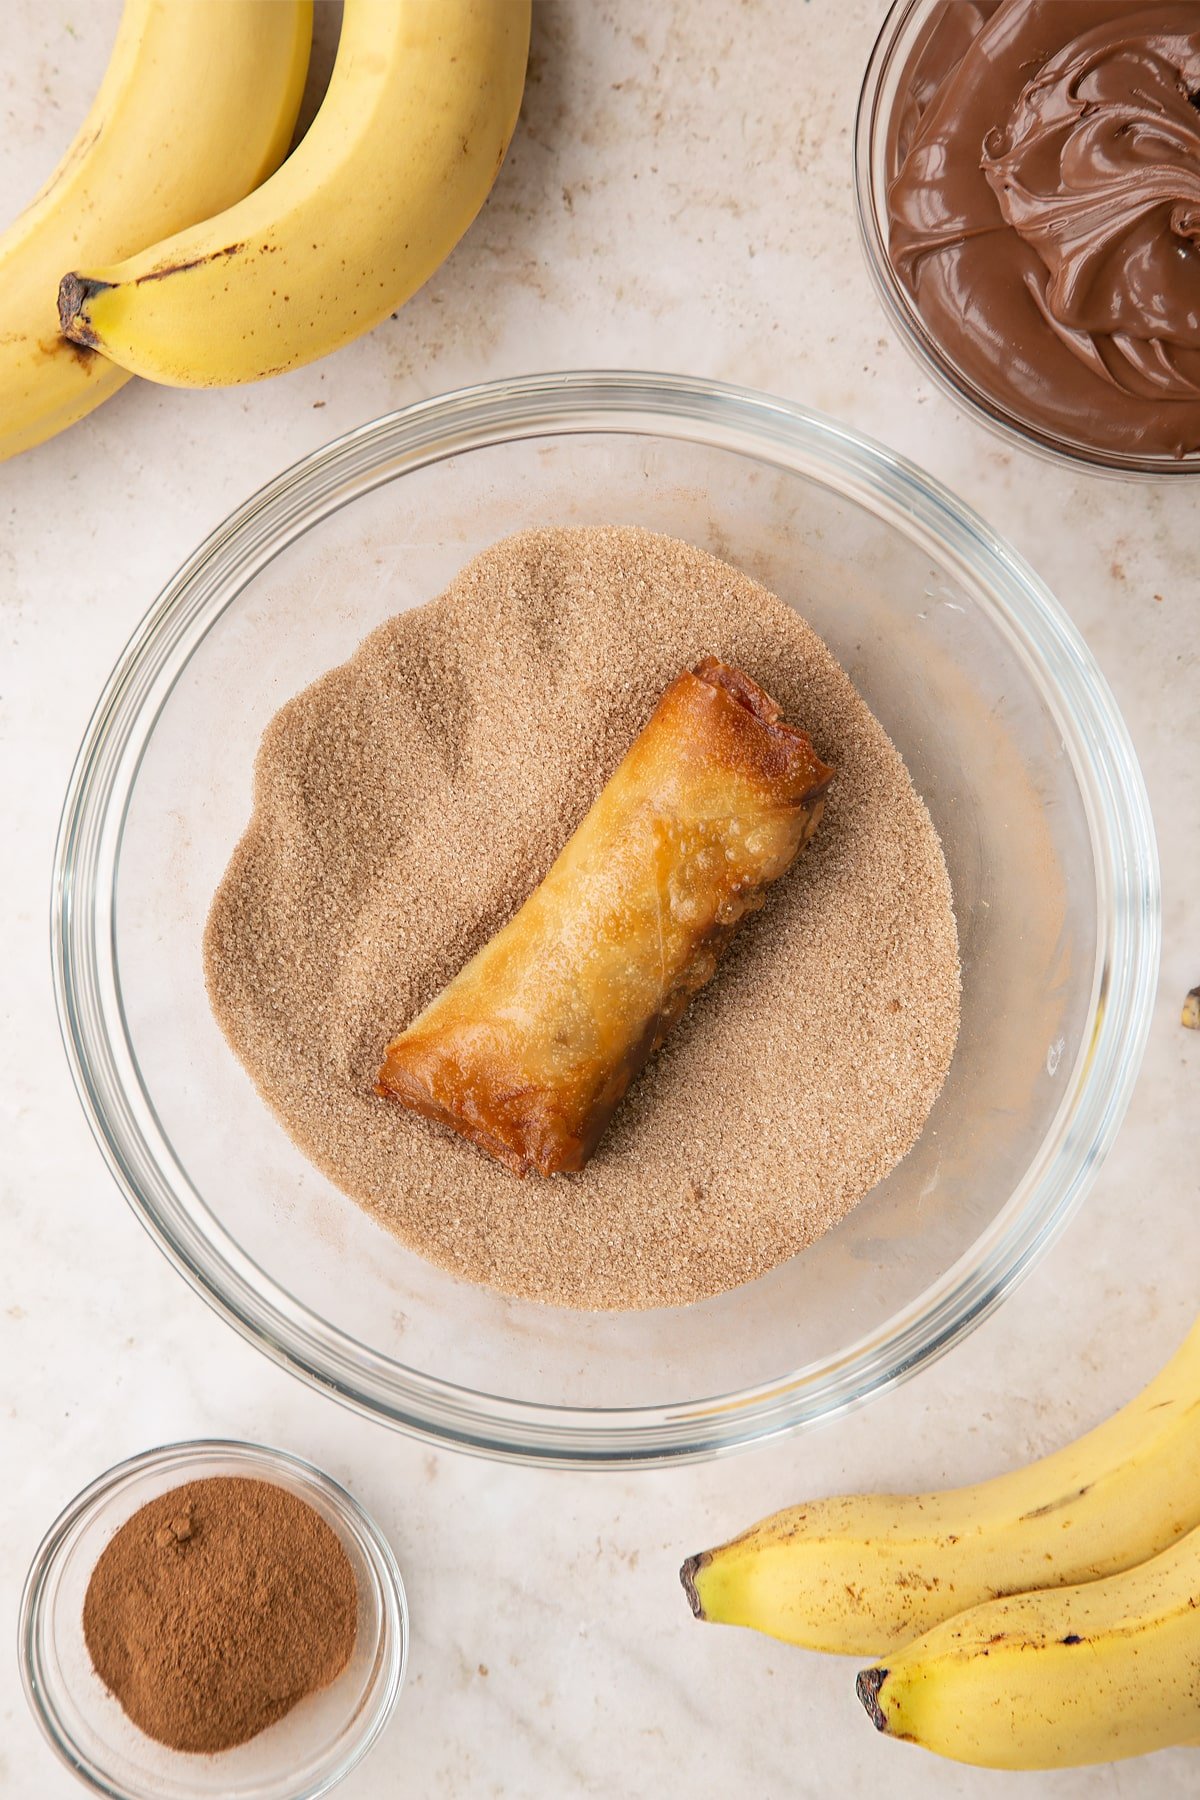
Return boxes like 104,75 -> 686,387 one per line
856,1666 -> 889,1731
679,1553 -> 707,1618
58,274 -> 109,350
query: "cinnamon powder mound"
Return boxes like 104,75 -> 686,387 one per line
204,527 -> 960,1310
83,1477 -> 357,1753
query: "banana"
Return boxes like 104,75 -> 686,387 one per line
0,0 -> 311,461
856,1524 -> 1200,1769
58,0 -> 531,387
681,1314 -> 1200,1655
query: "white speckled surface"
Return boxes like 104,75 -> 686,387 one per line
3,3 -> 1199,1794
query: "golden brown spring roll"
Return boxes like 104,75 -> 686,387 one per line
376,657 -> 833,1177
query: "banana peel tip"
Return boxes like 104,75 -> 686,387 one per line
679,1552 -> 708,1618
58,272 -> 110,349
855,1666 -> 889,1731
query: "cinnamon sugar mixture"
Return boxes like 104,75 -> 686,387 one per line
204,528 -> 960,1310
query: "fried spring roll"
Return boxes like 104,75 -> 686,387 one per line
376,657 -> 833,1177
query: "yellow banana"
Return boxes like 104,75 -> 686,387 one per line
856,1524 -> 1200,1769
681,1314 -> 1200,1655
0,0 -> 311,460
58,0 -> 531,387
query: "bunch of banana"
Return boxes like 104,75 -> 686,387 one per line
681,1314 -> 1200,1768
3,0 -> 529,460
0,0 -> 312,460
58,0 -> 531,388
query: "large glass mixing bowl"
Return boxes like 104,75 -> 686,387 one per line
53,372 -> 1159,1466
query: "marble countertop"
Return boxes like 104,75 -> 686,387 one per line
4,3 -> 1199,1795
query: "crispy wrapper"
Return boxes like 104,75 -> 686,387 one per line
376,657 -> 833,1176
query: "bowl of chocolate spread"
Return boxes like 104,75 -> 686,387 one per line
856,0 -> 1200,471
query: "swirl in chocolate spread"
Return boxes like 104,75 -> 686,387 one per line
886,1 -> 1200,459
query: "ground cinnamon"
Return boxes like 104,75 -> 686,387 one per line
205,526 -> 960,1308
83,1476 -> 358,1753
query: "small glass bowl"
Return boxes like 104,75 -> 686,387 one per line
855,0 -> 1200,477
18,1441 -> 407,1800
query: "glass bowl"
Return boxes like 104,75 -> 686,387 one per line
18,1440 -> 407,1800
855,0 -> 1200,477
53,371 -> 1159,1466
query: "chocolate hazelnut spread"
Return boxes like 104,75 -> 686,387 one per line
887,1 -> 1200,459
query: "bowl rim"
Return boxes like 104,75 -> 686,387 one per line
18,1438 -> 408,1800
853,0 -> 1200,479
51,369 -> 1160,1467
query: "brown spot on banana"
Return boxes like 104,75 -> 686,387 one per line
1017,1483 -> 1092,1521
33,126 -> 102,207
31,333 -> 96,371
133,244 -> 246,282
